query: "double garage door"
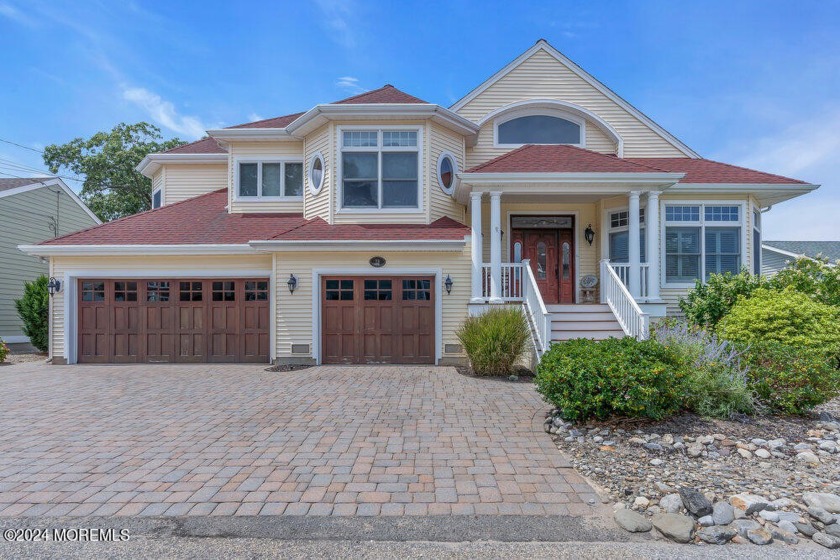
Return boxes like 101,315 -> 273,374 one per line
321,276 -> 435,364
78,279 -> 270,364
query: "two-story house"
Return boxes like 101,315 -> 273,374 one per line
22,40 -> 817,365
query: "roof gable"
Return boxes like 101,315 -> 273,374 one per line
0,177 -> 101,223
451,40 -> 699,158
466,145 -> 666,174
333,85 -> 428,104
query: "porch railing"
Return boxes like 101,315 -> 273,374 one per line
521,259 -> 551,356
601,259 -> 649,340
609,262 -> 650,299
481,263 -> 524,300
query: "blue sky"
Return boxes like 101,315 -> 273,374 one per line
1,0 -> 838,240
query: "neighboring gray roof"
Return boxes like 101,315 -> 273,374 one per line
763,241 -> 840,262
0,177 -> 53,192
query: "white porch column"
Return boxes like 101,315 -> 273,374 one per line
470,191 -> 484,302
489,191 -> 503,303
628,190 -> 642,298
646,191 -> 661,301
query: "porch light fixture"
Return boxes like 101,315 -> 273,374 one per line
287,274 -> 297,294
584,224 -> 595,246
47,277 -> 61,296
444,274 -> 453,295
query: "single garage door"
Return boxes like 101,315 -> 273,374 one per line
321,276 -> 435,364
77,279 -> 270,364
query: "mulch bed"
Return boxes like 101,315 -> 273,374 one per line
265,363 -> 315,373
455,365 -> 535,382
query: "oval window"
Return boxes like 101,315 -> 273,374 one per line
437,152 -> 457,195
309,153 -> 325,195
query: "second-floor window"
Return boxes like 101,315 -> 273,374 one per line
238,161 -> 303,199
340,128 -> 420,210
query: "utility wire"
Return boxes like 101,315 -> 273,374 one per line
0,137 -> 44,154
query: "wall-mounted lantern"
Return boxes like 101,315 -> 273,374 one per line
584,224 -> 595,246
47,277 -> 61,296
287,274 -> 297,294
444,274 -> 453,295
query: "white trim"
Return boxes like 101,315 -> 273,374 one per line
668,183 -> 818,205
449,40 -> 700,158
270,254 -> 277,361
151,187 -> 162,209
505,210 -> 581,304
250,239 -> 468,252
0,178 -> 101,224
136,153 -> 228,177
460,171 -> 684,184
232,159 -> 304,201
436,151 -> 458,196
308,151 -> 325,195
311,267 -> 444,365
336,125 -> 424,214
60,268 -> 273,365
479,99 -> 624,156
19,244 -> 255,257
760,244 -> 802,260
493,107 -> 586,150
205,128 -> 296,142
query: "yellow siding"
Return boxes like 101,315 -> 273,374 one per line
274,248 -> 471,361
227,141 -> 305,214
456,49 -> 688,163
303,124 -> 332,221
161,164 -> 227,205
50,254 -> 272,360
428,123 -> 467,223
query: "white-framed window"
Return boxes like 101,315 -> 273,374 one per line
236,160 -> 303,199
608,208 -> 646,263
494,108 -> 584,147
308,152 -> 325,195
664,203 -> 744,285
152,189 -> 162,209
437,151 -> 457,195
339,127 -> 421,210
753,208 -> 762,275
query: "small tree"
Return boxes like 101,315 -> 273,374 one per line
15,275 -> 49,352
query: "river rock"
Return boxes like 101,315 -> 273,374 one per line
794,521 -> 817,537
660,493 -> 683,514
731,519 -> 761,538
759,510 -> 779,522
808,506 -> 836,524
633,496 -> 650,509
796,451 -> 820,465
777,520 -> 798,534
813,532 -> 840,549
755,449 -> 771,459
712,501 -> 735,525
771,527 -> 799,544
730,493 -> 770,515
652,513 -> 695,543
614,508 -> 652,533
826,524 -> 840,538
803,492 -> 840,514
680,487 -> 713,517
698,525 -> 736,545
698,515 -> 714,527
746,528 -> 773,545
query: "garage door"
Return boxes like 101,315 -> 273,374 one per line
321,276 -> 435,365
77,279 -> 270,364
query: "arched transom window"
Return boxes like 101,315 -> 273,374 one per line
496,113 -> 582,146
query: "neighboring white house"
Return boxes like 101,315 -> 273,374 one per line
1,177 -> 100,343
21,40 -> 818,365
762,241 -> 840,276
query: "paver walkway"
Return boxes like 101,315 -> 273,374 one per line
0,363 -> 600,517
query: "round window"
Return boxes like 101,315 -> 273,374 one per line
437,152 -> 457,194
309,153 -> 325,195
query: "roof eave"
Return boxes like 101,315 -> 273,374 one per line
249,238 -> 468,252
19,244 -> 255,257
459,171 -> 685,184
136,153 -> 229,176
206,128 -> 298,143
670,182 -> 819,206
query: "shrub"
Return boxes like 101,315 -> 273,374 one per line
456,307 -> 530,376
0,338 -> 8,363
717,287 -> 840,356
535,337 -> 687,421
678,269 -> 769,329
653,320 -> 756,418
740,341 -> 840,414
771,256 -> 840,308
14,275 -> 49,352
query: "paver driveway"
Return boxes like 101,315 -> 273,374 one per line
0,363 -> 600,517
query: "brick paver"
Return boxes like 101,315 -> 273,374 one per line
0,363 -> 599,516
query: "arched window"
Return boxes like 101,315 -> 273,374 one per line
496,114 -> 581,146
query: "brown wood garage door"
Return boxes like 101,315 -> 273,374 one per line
78,279 -> 270,364
321,276 -> 435,365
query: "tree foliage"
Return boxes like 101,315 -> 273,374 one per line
15,275 -> 49,352
43,122 -> 185,221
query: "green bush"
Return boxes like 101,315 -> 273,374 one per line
771,256 -> 840,308
678,269 -> 769,329
717,287 -> 840,355
0,338 -> 8,363
535,337 -> 687,421
14,275 -> 49,352
740,341 -> 840,414
456,307 -> 530,376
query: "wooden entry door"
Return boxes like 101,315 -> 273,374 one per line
513,229 -> 575,304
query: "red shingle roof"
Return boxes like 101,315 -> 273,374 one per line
466,145 -> 667,174
227,111 -> 306,129
269,216 -> 469,241
334,84 -> 428,105
626,157 -> 807,184
40,190 -> 468,246
163,137 -> 227,155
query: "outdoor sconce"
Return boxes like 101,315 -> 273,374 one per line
584,224 -> 595,246
287,274 -> 297,294
444,274 -> 453,295
47,277 -> 61,296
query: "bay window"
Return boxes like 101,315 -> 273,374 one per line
341,128 -> 420,209
664,204 -> 743,284
237,161 -> 303,198
608,208 -> 646,263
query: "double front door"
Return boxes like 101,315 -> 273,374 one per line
512,228 -> 575,304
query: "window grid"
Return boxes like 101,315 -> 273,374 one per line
146,281 -> 170,303
364,279 -> 393,301
664,203 -> 744,284
402,279 -> 431,301
704,206 -> 740,222
179,281 -> 203,302
245,281 -> 268,301
325,279 -> 354,301
211,281 -> 235,302
114,281 -> 138,302
81,281 -> 105,302
238,161 -> 304,199
665,205 -> 700,222
608,208 -> 646,263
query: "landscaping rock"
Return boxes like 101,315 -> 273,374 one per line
652,513 -> 695,543
796,451 -> 820,465
731,519 -> 761,539
633,496 -> 650,509
758,510 -> 779,522
770,527 -> 799,544
808,506 -> 837,525
794,521 -> 817,537
746,528 -> 773,545
698,515 -> 714,527
737,448 -> 753,459
687,444 -> 703,458
680,487 -> 712,517
777,520 -> 798,535
614,508 -> 652,533
660,493 -> 683,514
730,494 -> 770,515
697,525 -> 736,545
803,492 -> 840,514
813,531 -> 840,549
755,449 -> 771,459
826,524 -> 840,538
712,501 -> 735,525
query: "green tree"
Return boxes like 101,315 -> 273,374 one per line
43,122 -> 186,221
15,275 -> 49,352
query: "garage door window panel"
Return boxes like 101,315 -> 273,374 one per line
114,282 -> 138,302
146,281 -> 170,303
179,281 -> 203,301
364,279 -> 392,300
212,281 -> 236,301
326,279 -> 354,300
82,281 -> 105,302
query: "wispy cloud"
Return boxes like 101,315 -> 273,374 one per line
247,112 -> 263,123
0,1 -> 37,26
122,87 -> 207,139
336,76 -> 366,94
314,0 -> 357,49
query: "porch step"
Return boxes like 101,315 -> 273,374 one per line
547,304 -> 626,342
